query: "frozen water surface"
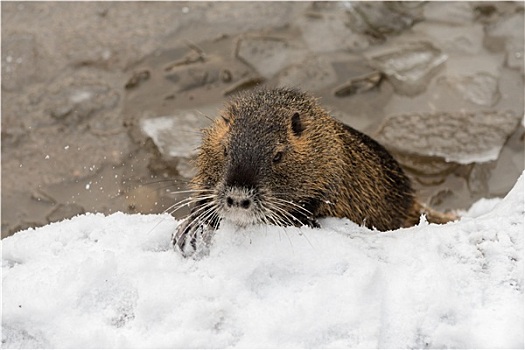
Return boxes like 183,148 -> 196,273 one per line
376,110 -> 522,164
366,41 -> 448,96
2,1 -> 523,238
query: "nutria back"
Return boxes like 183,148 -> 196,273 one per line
173,87 -> 427,254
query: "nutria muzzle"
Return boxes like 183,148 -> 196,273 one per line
219,186 -> 260,227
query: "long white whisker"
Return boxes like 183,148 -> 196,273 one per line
146,198 -> 216,239
165,194 -> 217,215
165,197 -> 200,215
166,189 -> 215,195
192,204 -> 220,232
265,201 -> 303,227
271,197 -> 313,217
267,201 -> 312,251
184,202 -> 219,231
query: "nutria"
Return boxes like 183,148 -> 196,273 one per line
172,87 -> 456,256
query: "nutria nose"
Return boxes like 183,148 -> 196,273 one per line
226,196 -> 251,209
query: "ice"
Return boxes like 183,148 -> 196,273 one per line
296,9 -> 369,53
47,83 -> 119,124
486,13 -> 525,73
140,111 -> 211,177
412,22 -> 485,55
69,89 -> 93,104
365,41 -> 447,96
236,36 -> 306,79
276,56 -> 337,92
381,53 -> 506,117
376,110 -> 522,164
423,1 -> 474,25
444,71 -> 500,107
1,33 -> 40,91
344,1 -> 422,37
2,174 -> 523,348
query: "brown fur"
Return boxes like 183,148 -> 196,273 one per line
173,87 -> 456,254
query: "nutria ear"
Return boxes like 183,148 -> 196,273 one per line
291,112 -> 304,136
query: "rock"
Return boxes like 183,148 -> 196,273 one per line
236,36 -> 306,79
376,110 -> 522,164
365,41 -> 447,96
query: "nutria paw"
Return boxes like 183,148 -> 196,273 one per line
172,218 -> 214,258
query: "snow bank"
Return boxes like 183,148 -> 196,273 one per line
2,174 -> 523,348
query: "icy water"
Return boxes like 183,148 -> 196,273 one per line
1,1 -> 524,237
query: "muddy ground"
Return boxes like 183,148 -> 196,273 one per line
2,1 -> 524,238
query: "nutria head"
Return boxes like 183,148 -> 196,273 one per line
192,88 -> 337,227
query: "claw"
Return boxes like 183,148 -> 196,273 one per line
172,218 -> 215,258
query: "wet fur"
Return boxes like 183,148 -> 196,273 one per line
173,88 -> 455,255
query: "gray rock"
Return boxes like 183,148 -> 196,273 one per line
376,110 -> 522,164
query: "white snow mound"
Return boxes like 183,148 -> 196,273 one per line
2,174 -> 524,348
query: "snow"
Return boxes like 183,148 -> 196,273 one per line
2,174 -> 524,348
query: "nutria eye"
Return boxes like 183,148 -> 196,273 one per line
223,146 -> 228,157
273,151 -> 283,163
